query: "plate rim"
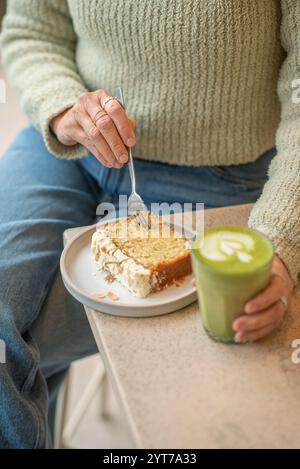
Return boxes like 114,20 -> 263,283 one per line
60,221 -> 196,311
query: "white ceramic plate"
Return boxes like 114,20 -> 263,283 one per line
60,223 -> 197,317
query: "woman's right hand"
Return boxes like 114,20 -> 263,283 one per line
50,90 -> 136,168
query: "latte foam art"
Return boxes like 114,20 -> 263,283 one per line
200,231 -> 255,263
194,226 -> 274,275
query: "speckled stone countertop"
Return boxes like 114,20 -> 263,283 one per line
65,204 -> 300,449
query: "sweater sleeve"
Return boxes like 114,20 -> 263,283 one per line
0,0 -> 88,159
248,0 -> 300,284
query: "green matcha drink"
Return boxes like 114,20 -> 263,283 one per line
191,226 -> 274,343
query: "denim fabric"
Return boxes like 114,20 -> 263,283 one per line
0,126 -> 275,447
79,147 -> 276,209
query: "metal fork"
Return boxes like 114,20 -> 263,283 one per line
114,86 -> 148,228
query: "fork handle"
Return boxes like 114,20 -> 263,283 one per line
127,148 -> 136,193
114,86 -> 136,193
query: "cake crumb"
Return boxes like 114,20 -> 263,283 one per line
93,293 -> 106,299
107,291 -> 119,301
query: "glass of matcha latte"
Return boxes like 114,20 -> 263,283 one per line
192,226 -> 274,343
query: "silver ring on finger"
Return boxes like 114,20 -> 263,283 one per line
102,96 -> 118,110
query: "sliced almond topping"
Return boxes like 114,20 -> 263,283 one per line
107,291 -> 120,301
93,293 -> 106,299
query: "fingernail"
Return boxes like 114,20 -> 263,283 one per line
119,154 -> 128,163
234,332 -> 247,343
127,137 -> 135,146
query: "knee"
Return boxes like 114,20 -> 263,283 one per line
0,259 -> 48,335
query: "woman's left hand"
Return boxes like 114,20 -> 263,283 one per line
233,256 -> 294,343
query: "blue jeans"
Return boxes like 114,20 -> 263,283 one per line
0,126 -> 275,448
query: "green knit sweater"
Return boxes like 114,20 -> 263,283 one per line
1,0 -> 300,282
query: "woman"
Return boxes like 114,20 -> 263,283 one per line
0,0 -> 298,448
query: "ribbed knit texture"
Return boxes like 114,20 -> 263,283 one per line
1,0 -> 300,282
1,0 -> 285,164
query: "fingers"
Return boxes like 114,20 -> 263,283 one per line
75,93 -> 128,165
233,300 -> 285,335
59,108 -> 117,168
74,127 -> 116,168
98,90 -> 136,147
73,107 -> 121,167
51,90 -> 137,168
233,255 -> 293,343
244,274 -> 286,314
95,109 -> 129,164
234,322 -> 277,343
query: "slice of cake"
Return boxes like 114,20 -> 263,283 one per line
91,213 -> 191,298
